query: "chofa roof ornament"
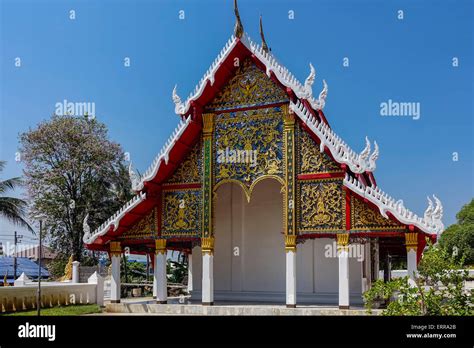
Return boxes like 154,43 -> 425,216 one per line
83,213 -> 90,236
424,195 -> 445,238
259,15 -> 269,53
172,85 -> 185,115
128,161 -> 142,191
234,0 -> 244,39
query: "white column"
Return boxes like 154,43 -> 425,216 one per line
285,235 -> 297,308
337,234 -> 350,309
407,249 -> 417,280
72,261 -> 80,283
201,237 -> 214,305
406,232 -> 418,280
374,238 -> 380,280
187,253 -> 193,293
405,232 -> 418,281
110,242 -> 121,303
155,239 -> 167,304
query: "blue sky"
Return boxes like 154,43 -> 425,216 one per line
0,0 -> 473,247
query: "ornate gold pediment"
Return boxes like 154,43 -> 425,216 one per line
351,196 -> 406,231
206,58 -> 288,111
119,208 -> 157,239
297,179 -> 345,232
161,188 -> 202,237
214,107 -> 284,192
166,138 -> 202,185
297,126 -> 342,174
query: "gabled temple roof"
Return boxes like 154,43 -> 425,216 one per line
83,29 -> 444,246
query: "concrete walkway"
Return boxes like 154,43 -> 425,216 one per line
103,297 -> 379,315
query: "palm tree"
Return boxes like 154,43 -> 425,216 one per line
0,161 -> 33,232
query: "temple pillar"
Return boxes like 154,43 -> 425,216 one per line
201,237 -> 214,305
187,253 -> 193,293
155,239 -> 167,304
405,232 -> 418,280
337,233 -> 350,309
109,241 -> 121,303
285,235 -> 297,308
201,112 -> 215,306
283,104 -> 297,308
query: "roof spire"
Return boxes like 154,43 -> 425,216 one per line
259,15 -> 269,53
234,0 -> 244,38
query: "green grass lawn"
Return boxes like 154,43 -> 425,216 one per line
1,304 -> 102,316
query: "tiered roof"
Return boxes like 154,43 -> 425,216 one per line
83,18 -> 443,246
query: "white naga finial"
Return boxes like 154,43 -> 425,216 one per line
317,79 -> 328,110
83,213 -> 90,235
424,196 -> 434,221
304,63 -> 316,98
172,85 -> 185,115
431,195 -> 444,237
128,161 -> 141,191
359,137 -> 371,162
367,141 -> 379,171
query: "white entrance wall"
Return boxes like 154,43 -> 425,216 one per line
191,180 -> 363,305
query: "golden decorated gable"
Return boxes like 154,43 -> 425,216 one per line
206,58 -> 288,111
351,196 -> 406,231
166,138 -> 202,184
297,179 -> 345,232
297,126 -> 342,174
119,208 -> 157,239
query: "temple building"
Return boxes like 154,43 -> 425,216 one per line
83,2 -> 444,308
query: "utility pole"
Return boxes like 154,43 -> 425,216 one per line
37,220 -> 43,316
13,231 -> 24,280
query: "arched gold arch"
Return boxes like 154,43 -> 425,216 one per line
213,175 -> 286,203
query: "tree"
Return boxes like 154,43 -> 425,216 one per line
439,199 -> 474,265
0,161 -> 33,232
19,115 -> 133,262
364,242 -> 473,315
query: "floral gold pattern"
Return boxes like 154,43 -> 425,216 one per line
214,107 -> 284,187
162,189 -> 202,236
297,179 -> 345,232
297,126 -> 342,174
166,139 -> 202,184
351,196 -> 406,231
109,241 -> 121,256
119,208 -> 157,240
405,232 -> 418,252
206,58 -> 288,111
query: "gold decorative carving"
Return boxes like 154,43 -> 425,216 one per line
206,58 -> 288,111
120,208 -> 157,239
297,179 -> 345,232
201,237 -> 215,255
155,239 -> 167,254
214,108 -> 284,188
203,113 -> 214,137
59,255 -> 73,281
162,189 -> 201,236
336,233 -> 350,251
351,196 -> 406,231
298,127 -> 342,174
110,241 -> 121,256
285,235 -> 297,253
405,232 -> 418,252
166,140 -> 202,184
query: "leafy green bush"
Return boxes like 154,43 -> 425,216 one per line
364,242 -> 473,315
